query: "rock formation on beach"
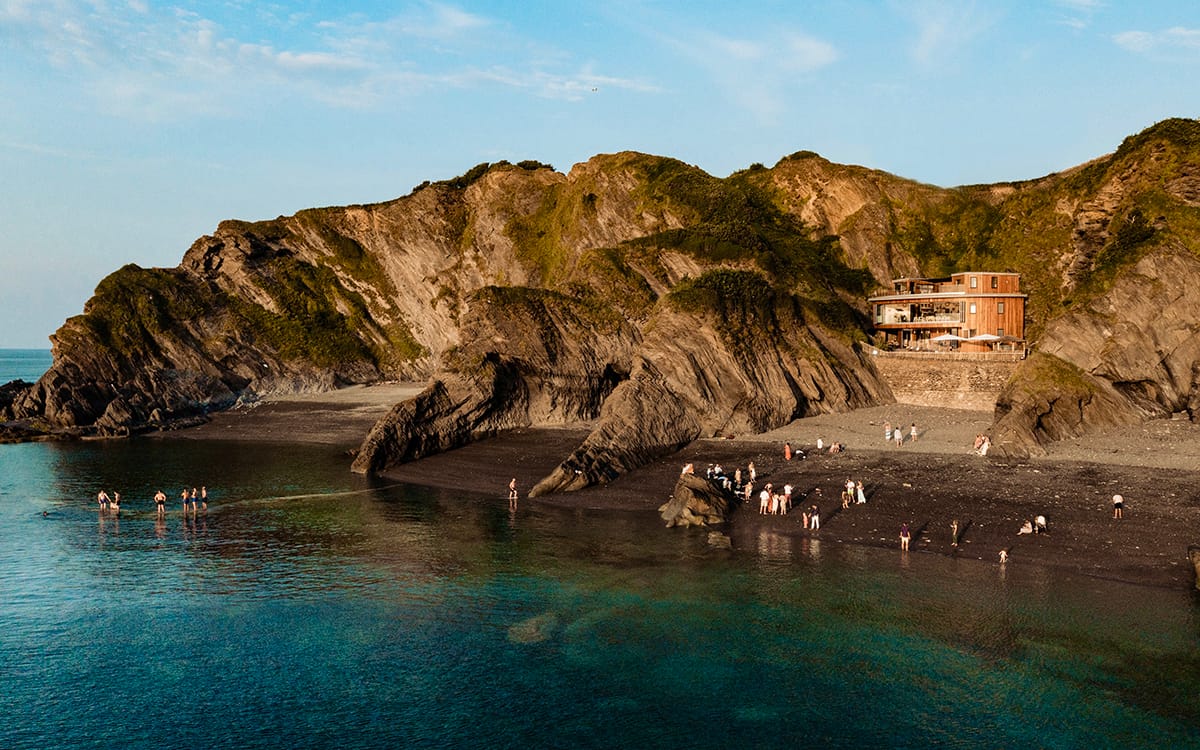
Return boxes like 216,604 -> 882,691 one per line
6,119 -> 1200,489
658,473 -> 736,528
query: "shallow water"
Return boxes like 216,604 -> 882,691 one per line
1,437 -> 1197,749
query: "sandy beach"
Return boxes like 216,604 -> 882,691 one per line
178,385 -> 1200,590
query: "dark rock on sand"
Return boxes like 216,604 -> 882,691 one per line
658,473 -> 735,528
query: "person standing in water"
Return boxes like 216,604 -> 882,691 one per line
508,478 -> 518,509
97,490 -> 110,511
200,486 -> 208,512
154,490 -> 167,517
181,488 -> 190,514
900,522 -> 911,551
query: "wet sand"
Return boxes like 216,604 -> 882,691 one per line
170,385 -> 1200,590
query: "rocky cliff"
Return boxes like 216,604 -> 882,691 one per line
7,119 -> 1200,484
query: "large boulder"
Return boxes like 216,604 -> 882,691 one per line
658,473 -> 734,528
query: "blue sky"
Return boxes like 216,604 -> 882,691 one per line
2,1 -> 1197,348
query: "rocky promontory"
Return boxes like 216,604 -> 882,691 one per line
6,120 -> 1200,495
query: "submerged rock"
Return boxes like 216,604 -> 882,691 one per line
507,612 -> 559,644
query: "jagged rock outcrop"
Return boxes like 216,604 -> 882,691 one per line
659,473 -> 734,527
992,247 -> 1200,455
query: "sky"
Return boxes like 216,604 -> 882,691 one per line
2,1 -> 1198,348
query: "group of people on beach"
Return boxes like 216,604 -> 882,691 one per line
97,486 -> 208,516
883,421 -> 919,447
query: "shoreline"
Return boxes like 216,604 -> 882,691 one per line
169,386 -> 1200,591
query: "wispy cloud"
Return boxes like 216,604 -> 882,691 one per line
0,1 -> 653,120
628,18 -> 837,122
893,1 -> 998,68
1051,0 -> 1103,30
1114,26 -> 1200,58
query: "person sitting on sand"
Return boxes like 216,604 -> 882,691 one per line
977,435 -> 991,456
1018,520 -> 1034,535
972,434 -> 984,452
1034,515 -> 1047,534
681,463 -> 694,475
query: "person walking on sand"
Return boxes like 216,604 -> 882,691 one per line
810,504 -> 820,530
950,519 -> 960,547
900,522 -> 911,551
784,441 -> 793,461
884,421 -> 892,443
910,422 -> 918,443
154,490 -> 167,517
856,480 -> 867,505
748,462 -> 756,483
1112,493 -> 1124,519
894,429 -> 904,448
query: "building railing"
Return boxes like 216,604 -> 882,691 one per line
870,348 -> 1027,362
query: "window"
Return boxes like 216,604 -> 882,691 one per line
991,276 -> 998,289
969,303 -> 977,314
970,276 -> 978,289
997,301 -> 1005,314
998,328 -> 1005,337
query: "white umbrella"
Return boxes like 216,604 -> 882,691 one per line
931,333 -> 965,342
966,333 -> 1001,342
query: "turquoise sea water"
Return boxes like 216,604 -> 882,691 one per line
2,435 -> 1198,749
0,348 -> 52,383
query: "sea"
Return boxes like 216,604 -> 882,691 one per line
1,350 -> 1197,749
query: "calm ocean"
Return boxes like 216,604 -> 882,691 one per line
0,348 -> 52,384
1,355 -> 1197,748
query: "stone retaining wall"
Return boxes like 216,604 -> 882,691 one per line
871,352 -> 1017,411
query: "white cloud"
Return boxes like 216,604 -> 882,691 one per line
0,1 -> 650,120
894,1 -> 997,67
1114,26 -> 1200,57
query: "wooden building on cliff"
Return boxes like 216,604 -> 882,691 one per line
868,272 -> 1026,353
